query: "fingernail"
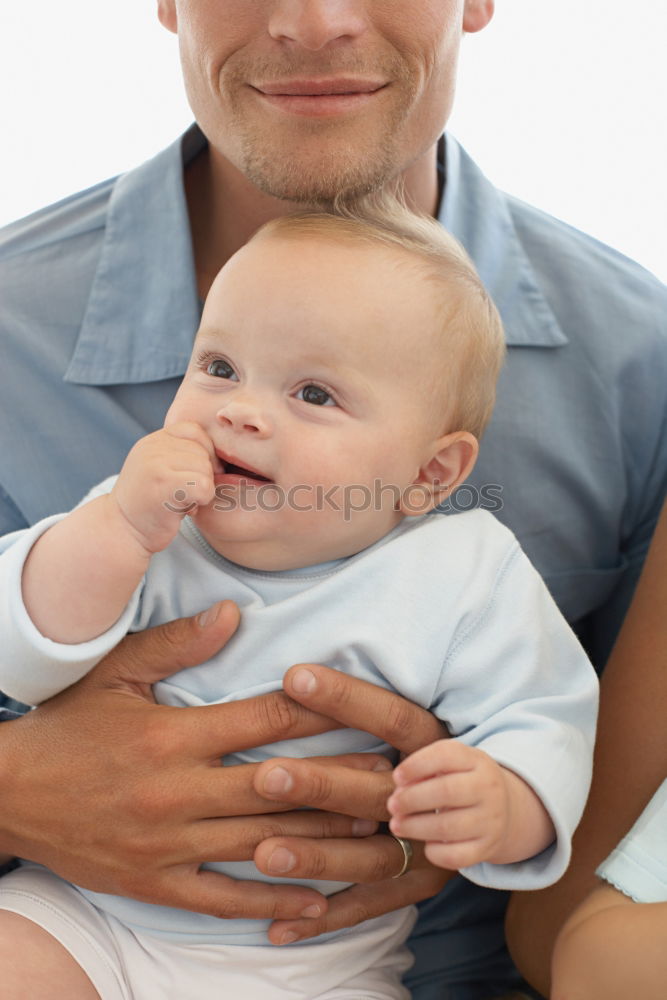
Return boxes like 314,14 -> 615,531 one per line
300,904 -> 322,918
197,604 -> 220,628
373,758 -> 393,771
262,765 -> 293,795
352,818 -> 377,836
279,931 -> 299,945
266,847 -> 297,874
291,668 -> 317,694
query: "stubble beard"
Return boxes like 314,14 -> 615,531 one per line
222,55 -> 418,207
238,123 -> 405,207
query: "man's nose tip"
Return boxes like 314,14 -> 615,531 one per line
268,1 -> 367,50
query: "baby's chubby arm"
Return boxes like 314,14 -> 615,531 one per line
387,739 -> 555,870
22,422 -> 216,644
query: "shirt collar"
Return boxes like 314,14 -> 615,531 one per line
65,125 -> 206,386
439,135 -> 567,348
65,125 -> 566,387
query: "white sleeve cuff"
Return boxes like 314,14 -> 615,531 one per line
596,779 -> 667,903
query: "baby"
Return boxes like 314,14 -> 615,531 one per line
0,203 -> 598,1000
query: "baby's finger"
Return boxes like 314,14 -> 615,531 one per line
389,805 -> 481,844
162,473 -> 215,514
424,839 -> 486,871
388,770 -> 478,817
393,738 -> 477,787
164,420 -> 217,460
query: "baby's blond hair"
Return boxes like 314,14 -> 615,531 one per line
253,194 -> 505,439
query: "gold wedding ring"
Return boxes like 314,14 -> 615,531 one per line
391,835 -> 414,878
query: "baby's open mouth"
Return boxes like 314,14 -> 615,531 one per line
214,449 -> 274,484
219,459 -> 273,484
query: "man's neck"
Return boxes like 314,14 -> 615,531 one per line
185,142 -> 440,300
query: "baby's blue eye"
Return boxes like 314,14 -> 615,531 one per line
207,359 -> 238,380
298,384 -> 335,406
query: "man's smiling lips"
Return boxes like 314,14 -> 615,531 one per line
251,77 -> 389,117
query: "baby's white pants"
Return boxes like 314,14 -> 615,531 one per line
0,864 -> 415,999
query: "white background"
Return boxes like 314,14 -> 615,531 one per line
1,1 -> 666,281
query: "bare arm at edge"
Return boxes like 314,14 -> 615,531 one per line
506,502 -> 667,995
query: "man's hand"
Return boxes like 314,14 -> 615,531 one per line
0,624 -> 454,934
0,603 -> 382,921
250,664 -> 455,944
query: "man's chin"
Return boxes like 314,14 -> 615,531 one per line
240,144 -> 398,207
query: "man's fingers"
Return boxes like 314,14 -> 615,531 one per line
165,753 -> 390,820
166,754 -> 391,823
255,833 -> 413,882
266,865 -> 453,945
254,757 -> 394,820
170,693 -> 340,761
165,869 -> 328,922
171,812 -> 379,863
310,753 -> 393,773
86,600 -> 242,693
283,663 -> 446,755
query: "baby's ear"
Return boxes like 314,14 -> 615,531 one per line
399,431 -> 479,517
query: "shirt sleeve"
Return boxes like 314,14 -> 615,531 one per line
596,778 -> 667,903
0,705 -> 25,721
0,478 -> 143,706
430,542 -> 600,891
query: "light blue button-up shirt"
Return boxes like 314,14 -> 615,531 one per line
2,125 -> 665,670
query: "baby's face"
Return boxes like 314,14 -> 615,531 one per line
166,231 -> 449,569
